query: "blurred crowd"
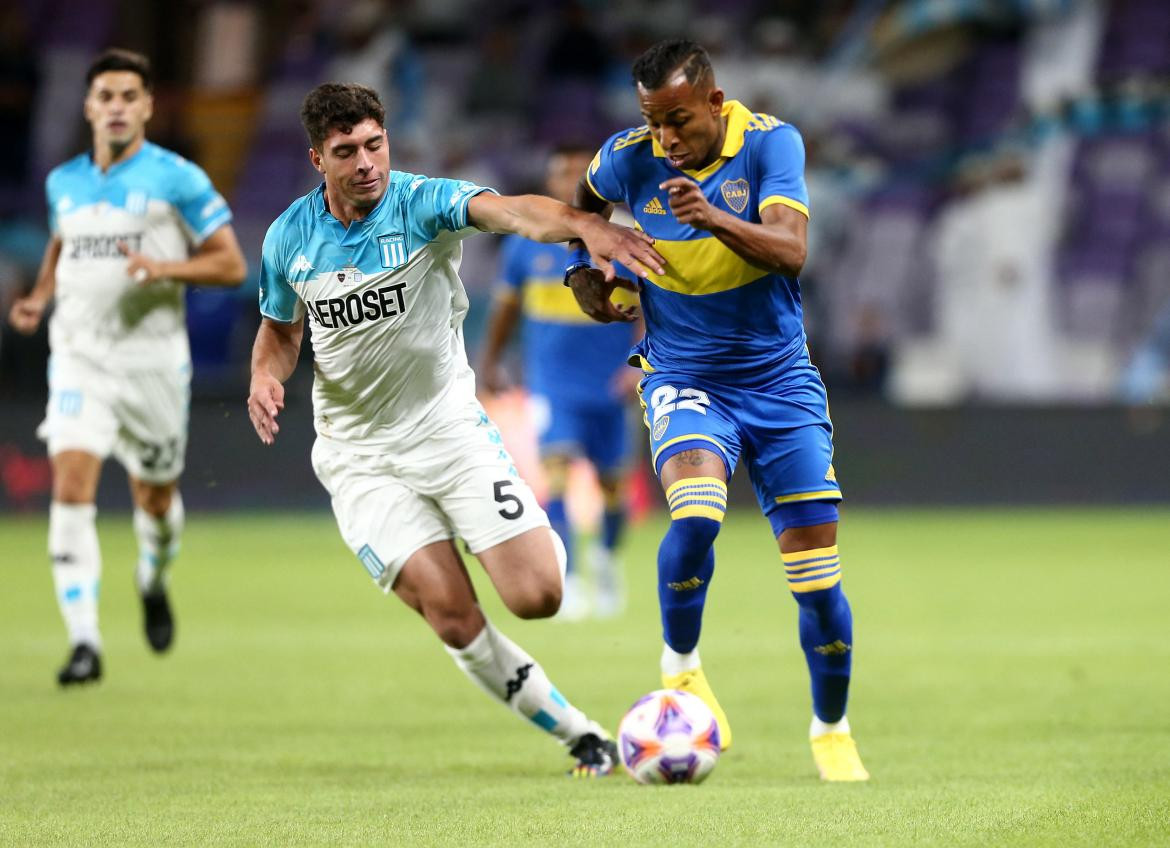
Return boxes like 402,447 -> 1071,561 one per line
2,0 -> 1169,404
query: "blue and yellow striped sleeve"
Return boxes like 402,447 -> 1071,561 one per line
757,123 -> 809,219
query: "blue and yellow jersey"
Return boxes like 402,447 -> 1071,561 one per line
496,236 -> 638,407
586,100 -> 810,382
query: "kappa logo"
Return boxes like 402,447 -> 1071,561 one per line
504,663 -> 534,702
825,464 -> 837,483
667,576 -> 705,592
643,196 -> 667,215
720,179 -> 750,214
289,255 -> 313,275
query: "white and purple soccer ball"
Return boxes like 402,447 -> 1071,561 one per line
617,689 -> 721,784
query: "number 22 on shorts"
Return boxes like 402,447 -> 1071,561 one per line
649,385 -> 710,425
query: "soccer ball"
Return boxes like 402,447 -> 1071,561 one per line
617,689 -> 721,784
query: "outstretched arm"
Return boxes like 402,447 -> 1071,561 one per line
467,193 -> 663,279
248,316 -> 304,445
120,224 -> 249,287
7,236 -> 61,334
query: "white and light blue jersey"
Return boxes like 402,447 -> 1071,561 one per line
258,173 -> 495,449
46,141 -> 232,369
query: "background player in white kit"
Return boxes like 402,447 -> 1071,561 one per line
247,83 -> 663,776
7,49 -> 247,686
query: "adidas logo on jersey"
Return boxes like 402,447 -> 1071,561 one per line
643,196 -> 667,215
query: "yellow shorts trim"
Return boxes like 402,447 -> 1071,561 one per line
773,489 -> 842,505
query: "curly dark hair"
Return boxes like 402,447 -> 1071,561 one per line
86,48 -> 152,91
300,83 -> 386,150
631,39 -> 713,91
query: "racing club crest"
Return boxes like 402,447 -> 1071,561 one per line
720,179 -> 750,214
378,233 -> 407,269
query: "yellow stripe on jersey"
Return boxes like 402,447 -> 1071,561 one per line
773,489 -> 842,504
644,236 -> 770,295
522,279 -> 638,323
760,195 -> 810,218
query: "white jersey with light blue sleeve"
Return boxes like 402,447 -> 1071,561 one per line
258,172 -> 496,449
46,141 -> 232,370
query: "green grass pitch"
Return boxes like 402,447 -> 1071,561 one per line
2,508 -> 1168,846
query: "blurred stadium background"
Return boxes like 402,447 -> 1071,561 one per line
4,0 -> 1170,512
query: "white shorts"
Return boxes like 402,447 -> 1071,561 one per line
311,403 -> 549,590
37,353 -> 190,484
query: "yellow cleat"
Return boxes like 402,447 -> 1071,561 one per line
810,732 -> 870,781
662,667 -> 732,751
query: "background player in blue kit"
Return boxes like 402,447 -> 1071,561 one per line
479,145 -> 641,620
7,49 -> 247,686
566,39 -> 869,781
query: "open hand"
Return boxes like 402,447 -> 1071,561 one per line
578,219 -> 665,281
247,372 -> 285,445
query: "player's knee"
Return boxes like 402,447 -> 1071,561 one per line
667,514 -> 722,552
424,600 -> 485,649
136,486 -> 175,518
505,576 -> 562,620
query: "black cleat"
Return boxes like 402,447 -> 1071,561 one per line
57,644 -> 102,686
142,591 -> 174,653
567,732 -> 619,778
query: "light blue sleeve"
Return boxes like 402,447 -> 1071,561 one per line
407,176 -> 497,239
171,160 -> 233,244
585,132 -> 625,205
45,172 -> 59,235
757,123 -> 810,218
258,219 -> 304,323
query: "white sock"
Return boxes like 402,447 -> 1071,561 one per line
134,492 -> 184,595
661,643 -> 701,676
445,619 -> 594,745
810,715 -> 851,738
49,502 -> 102,649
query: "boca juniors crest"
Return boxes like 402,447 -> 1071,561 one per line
378,233 -> 408,269
720,179 -> 750,214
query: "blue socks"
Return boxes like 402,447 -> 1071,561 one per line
657,477 -> 726,653
782,545 -> 853,723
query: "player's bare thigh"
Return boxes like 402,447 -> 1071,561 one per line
392,540 -> 486,649
659,448 -> 726,491
476,527 -> 562,620
778,522 -> 837,553
51,450 -> 103,504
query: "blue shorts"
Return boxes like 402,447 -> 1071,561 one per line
530,394 -> 629,476
638,351 -> 841,534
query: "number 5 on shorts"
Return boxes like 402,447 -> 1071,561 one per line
493,480 -> 525,519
